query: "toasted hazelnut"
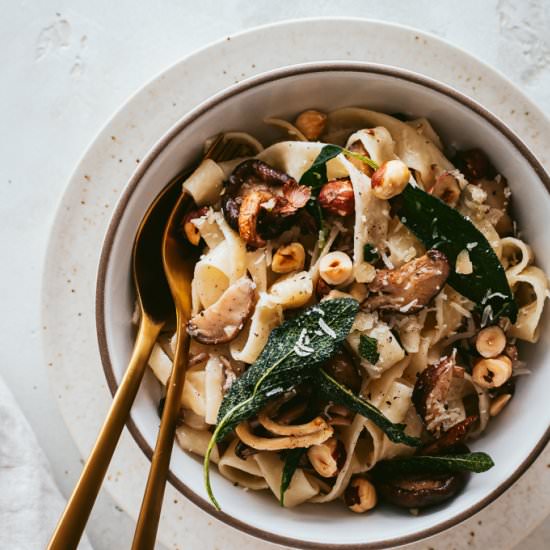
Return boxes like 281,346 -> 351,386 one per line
319,251 -> 353,285
318,178 -> 355,216
271,242 -> 306,273
182,207 -> 207,246
472,355 -> 512,389
371,160 -> 411,199
489,393 -> 512,416
307,437 -> 346,478
475,326 -> 506,358
430,172 -> 461,206
294,109 -> 327,141
344,477 -> 377,513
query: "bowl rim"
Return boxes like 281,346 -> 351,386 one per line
96,61 -> 550,549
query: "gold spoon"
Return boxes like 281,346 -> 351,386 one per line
47,177 -> 182,550
131,137 -> 244,549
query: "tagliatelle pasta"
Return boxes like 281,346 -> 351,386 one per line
138,107 -> 548,513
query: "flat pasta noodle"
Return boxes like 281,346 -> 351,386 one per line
217,439 -> 268,490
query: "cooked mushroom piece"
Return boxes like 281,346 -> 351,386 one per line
420,415 -> 478,455
412,355 -> 465,437
221,159 -> 311,247
364,249 -> 450,313
322,347 -> 362,393
375,472 -> 466,509
187,277 -> 256,344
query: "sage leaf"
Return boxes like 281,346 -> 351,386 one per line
315,370 -> 422,447
299,144 -> 379,189
299,145 -> 343,188
280,448 -> 306,507
203,298 -> 359,510
372,451 -> 495,478
359,334 -> 379,364
396,184 -> 517,322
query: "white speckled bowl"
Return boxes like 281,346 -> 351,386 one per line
96,62 -> 550,549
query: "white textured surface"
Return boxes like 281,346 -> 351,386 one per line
1,1 -> 549,549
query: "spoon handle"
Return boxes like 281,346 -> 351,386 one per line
131,315 -> 190,550
47,315 -> 163,550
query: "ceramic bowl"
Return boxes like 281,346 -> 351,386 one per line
96,62 -> 550,549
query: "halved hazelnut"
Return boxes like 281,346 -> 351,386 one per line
475,326 -> 506,358
271,242 -> 306,273
472,355 -> 512,389
307,437 -> 346,478
344,477 -> 377,513
319,251 -> 353,285
181,207 -> 208,246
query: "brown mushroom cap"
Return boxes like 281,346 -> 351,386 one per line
420,415 -> 478,455
322,347 -> 362,393
221,159 -> 311,247
376,472 -> 466,509
364,249 -> 450,313
412,355 -> 465,437
187,277 -> 256,345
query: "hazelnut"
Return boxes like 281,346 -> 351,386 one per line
472,355 -> 512,389
181,207 -> 208,246
371,160 -> 411,200
318,178 -> 355,216
475,326 -> 506,358
319,251 -> 353,285
344,477 -> 377,513
489,393 -> 512,416
271,242 -> 306,273
294,109 -> 327,141
307,437 -> 346,478
430,172 -> 461,206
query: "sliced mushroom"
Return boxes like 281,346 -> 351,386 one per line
257,413 -> 328,437
419,415 -> 478,455
322,347 -> 362,393
235,419 -> 333,451
412,355 -> 465,437
364,249 -> 450,313
375,472 -> 466,509
187,277 -> 256,344
222,159 -> 311,247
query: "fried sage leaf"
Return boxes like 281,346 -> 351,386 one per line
315,370 -> 422,447
372,451 -> 494,478
396,184 -> 517,322
203,298 -> 359,510
280,448 -> 306,507
299,144 -> 379,189
359,334 -> 379,364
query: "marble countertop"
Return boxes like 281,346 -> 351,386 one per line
1,1 -> 549,548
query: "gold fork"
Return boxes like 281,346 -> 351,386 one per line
131,136 -> 245,549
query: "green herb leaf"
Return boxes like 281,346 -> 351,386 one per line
363,243 -> 380,263
315,370 -> 422,447
359,334 -> 380,364
396,184 -> 517,322
299,145 -> 343,188
299,145 -> 379,189
280,448 -> 306,506
372,451 -> 494,478
203,298 -> 360,510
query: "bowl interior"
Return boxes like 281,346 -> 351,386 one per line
100,65 -> 550,548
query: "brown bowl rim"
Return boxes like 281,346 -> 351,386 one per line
96,61 -> 550,549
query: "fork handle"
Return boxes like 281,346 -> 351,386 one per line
131,316 -> 189,550
47,315 -> 163,550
